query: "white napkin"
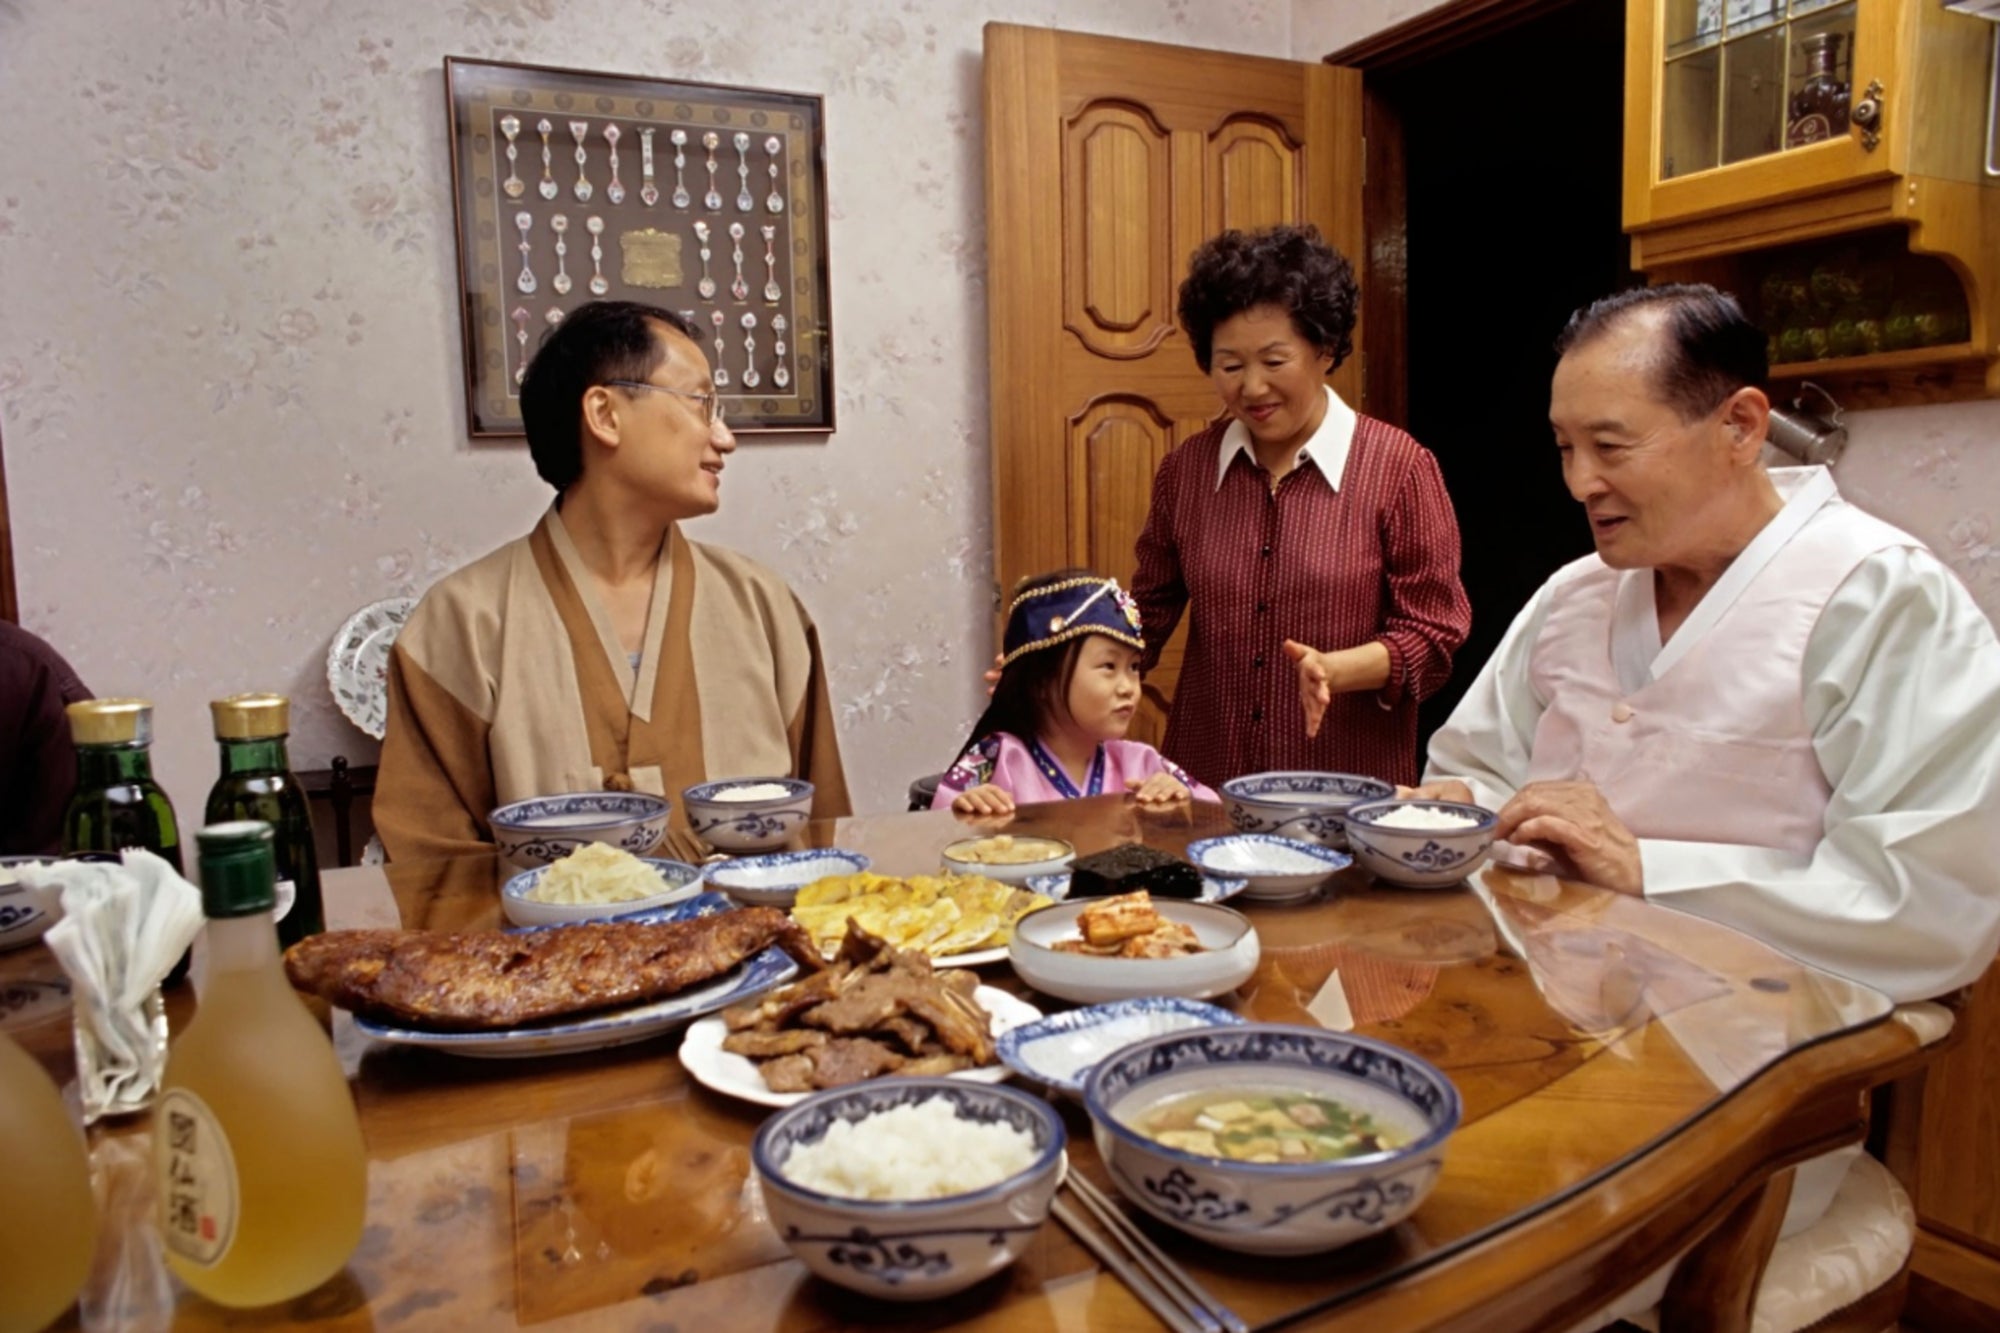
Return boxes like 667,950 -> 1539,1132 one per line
32,851 -> 204,1122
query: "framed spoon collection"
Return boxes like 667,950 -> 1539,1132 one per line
446,57 -> 834,436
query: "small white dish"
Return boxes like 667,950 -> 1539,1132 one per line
325,596 -> 416,741
939,836 -> 1075,886
995,997 -> 1246,1099
1184,834 -> 1352,902
1008,898 -> 1260,1005
679,985 -> 1043,1107
351,894 -> 794,1059
499,857 -> 704,927
1023,871 -> 1250,905
704,848 -> 871,909
1343,800 -> 1498,889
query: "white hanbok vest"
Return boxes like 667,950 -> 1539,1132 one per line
1525,471 -> 1918,856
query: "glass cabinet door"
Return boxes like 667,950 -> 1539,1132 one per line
1661,0 -> 1859,179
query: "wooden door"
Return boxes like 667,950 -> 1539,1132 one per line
983,23 -> 1363,743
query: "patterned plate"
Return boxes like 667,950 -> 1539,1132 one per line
326,596 -> 417,740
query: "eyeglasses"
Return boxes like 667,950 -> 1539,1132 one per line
604,380 -> 727,427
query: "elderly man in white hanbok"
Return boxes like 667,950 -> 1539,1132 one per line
1409,284 -> 2000,1330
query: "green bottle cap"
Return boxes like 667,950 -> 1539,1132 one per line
195,820 -> 278,918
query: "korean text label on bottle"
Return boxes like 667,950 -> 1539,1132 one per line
157,1087 -> 240,1267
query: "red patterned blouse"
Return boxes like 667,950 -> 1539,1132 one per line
1132,413 -> 1471,789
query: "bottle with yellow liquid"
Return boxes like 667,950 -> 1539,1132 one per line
154,821 -> 365,1307
0,1031 -> 98,1333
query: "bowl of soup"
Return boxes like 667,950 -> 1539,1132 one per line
1082,1024 -> 1460,1255
1219,772 -> 1396,850
487,792 -> 672,871
1342,799 -> 1498,889
682,778 -> 814,853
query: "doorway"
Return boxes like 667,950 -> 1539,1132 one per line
1342,0 -> 1634,744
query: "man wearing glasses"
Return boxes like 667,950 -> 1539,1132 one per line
375,300 -> 850,862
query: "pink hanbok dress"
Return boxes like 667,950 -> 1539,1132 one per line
931,732 -> 1219,809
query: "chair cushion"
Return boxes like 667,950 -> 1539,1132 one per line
1589,1154 -> 1912,1333
1751,1152 -> 1912,1333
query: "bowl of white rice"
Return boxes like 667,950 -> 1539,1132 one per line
1341,799 -> 1498,889
752,1078 -> 1067,1301
682,777 -> 815,853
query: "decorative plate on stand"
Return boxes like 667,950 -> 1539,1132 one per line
326,597 -> 417,740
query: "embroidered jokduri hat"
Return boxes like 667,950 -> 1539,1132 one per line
1001,576 -> 1145,667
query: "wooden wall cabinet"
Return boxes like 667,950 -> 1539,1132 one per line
1623,0 -> 2000,406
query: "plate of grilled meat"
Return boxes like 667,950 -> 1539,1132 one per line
283,893 -> 821,1058
679,922 -> 1042,1106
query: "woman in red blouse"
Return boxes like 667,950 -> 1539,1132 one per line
1133,225 -> 1471,788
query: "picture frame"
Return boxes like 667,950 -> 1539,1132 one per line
444,56 -> 835,437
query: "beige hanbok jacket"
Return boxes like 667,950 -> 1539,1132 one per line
375,508 -> 850,863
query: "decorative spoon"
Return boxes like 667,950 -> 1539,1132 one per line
499,115 -> 525,199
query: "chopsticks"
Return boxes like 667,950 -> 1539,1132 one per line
1053,1173 -> 1246,1333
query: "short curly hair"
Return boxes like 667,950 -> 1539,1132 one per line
1177,224 -> 1358,374
519,300 -> 701,493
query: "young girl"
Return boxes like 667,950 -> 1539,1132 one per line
934,570 -> 1220,814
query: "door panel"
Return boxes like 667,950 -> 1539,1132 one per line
985,23 -> 1363,736
1066,105 -> 1176,356
1213,117 -> 1301,234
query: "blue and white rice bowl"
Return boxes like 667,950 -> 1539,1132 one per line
753,1078 -> 1067,1301
702,847 -> 872,909
1341,799 -> 1498,890
1184,834 -> 1353,902
996,998 -> 1247,1099
1220,772 -> 1396,850
499,857 -> 706,927
0,857 -> 61,951
682,777 -> 814,853
1083,1024 -> 1460,1256
486,791 -> 672,870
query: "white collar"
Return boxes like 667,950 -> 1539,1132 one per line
1214,384 -> 1357,492
1610,466 -> 1841,691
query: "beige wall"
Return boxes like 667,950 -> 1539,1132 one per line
3,0 -> 1994,831
0,0 -> 1291,819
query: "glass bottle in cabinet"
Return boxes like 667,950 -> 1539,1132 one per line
1786,30 -> 1850,145
1658,0 -> 1860,179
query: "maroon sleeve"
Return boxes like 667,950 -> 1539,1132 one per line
1132,446 -> 1190,676
0,626 -> 91,855
1375,448 -> 1471,705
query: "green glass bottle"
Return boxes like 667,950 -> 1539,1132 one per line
204,694 -> 324,948
62,697 -> 187,983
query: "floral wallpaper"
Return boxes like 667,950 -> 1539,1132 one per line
0,0 -> 1290,818
2,0 -> 1993,830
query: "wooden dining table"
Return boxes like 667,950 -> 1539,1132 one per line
7,795 -> 1934,1332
